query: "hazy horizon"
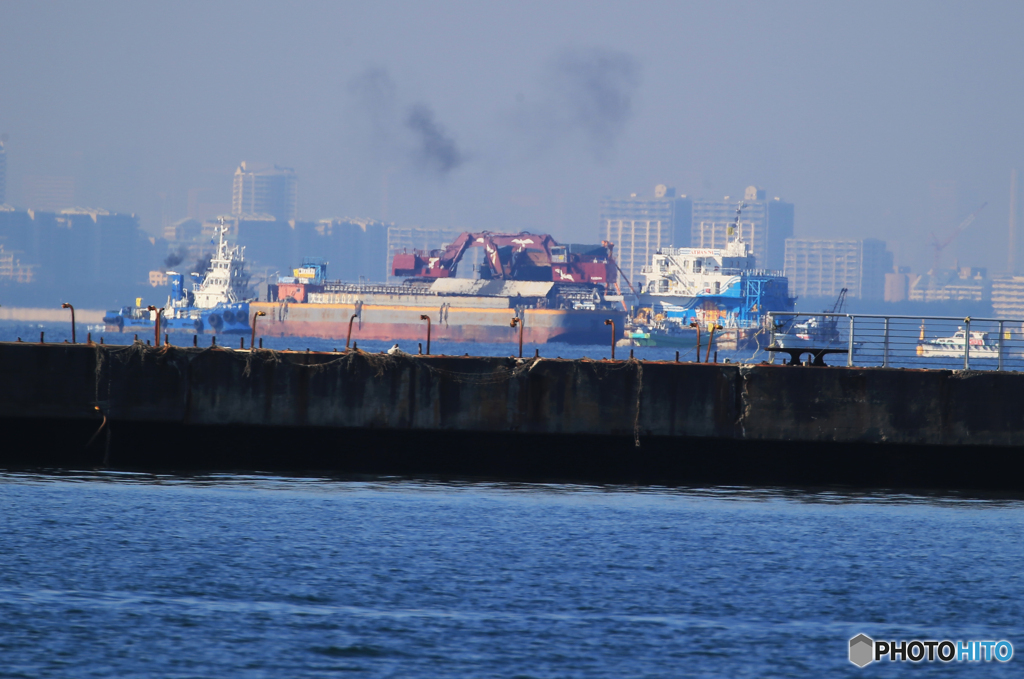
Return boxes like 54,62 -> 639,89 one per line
2,0 -> 1023,275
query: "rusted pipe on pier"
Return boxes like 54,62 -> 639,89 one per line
706,324 -> 723,363
346,314 -> 358,350
61,303 -> 76,343
251,311 -> 266,350
604,319 -> 616,359
420,315 -> 432,355
146,306 -> 164,347
510,316 -> 524,358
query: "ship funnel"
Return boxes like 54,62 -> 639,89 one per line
169,273 -> 185,302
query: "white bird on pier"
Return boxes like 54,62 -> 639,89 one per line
387,343 -> 400,355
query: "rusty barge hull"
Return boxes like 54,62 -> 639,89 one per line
251,301 -> 626,345
4,341 -> 1024,489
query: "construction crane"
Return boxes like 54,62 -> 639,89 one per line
930,202 -> 987,272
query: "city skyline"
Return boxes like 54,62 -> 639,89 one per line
2,1 -> 1023,279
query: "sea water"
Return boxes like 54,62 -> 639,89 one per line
0,473 -> 1021,677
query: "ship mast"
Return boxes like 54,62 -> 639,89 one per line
727,201 -> 746,245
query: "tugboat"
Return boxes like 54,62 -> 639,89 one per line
103,219 -> 254,334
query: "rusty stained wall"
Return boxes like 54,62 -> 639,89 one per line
2,342 -> 1024,448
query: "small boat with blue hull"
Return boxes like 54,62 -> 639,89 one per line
103,219 -> 255,335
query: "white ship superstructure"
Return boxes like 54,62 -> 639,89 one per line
193,219 -> 252,308
638,237 -> 791,328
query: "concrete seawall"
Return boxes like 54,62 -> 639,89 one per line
2,341 -> 1023,489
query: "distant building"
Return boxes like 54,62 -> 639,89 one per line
599,185 -> 691,289
0,243 -> 34,283
909,267 -> 989,303
0,206 -> 157,306
691,187 -> 793,271
991,275 -> 1024,316
387,225 -> 463,281
232,162 -> 297,222
316,218 -> 390,282
163,218 -> 203,243
23,176 -> 76,212
884,267 -> 913,302
784,238 -> 893,300
0,139 -> 6,205
225,215 -> 390,282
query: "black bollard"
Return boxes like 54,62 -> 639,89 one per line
193,335 -> 197,347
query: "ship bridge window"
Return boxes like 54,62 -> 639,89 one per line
693,260 -> 702,273
658,279 -> 669,293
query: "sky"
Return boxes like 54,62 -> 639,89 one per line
2,0 -> 1023,274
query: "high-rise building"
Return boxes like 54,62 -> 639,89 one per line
784,238 -> 893,300
0,139 -> 6,205
691,187 -> 793,271
231,162 -> 297,222
599,185 -> 691,288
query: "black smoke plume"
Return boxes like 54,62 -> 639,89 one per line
163,246 -> 188,268
522,47 -> 641,159
405,103 -> 464,176
190,252 -> 213,275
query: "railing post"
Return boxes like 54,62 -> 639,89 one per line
847,315 -> 855,367
998,320 -> 1005,371
882,317 -> 890,368
963,317 -> 971,370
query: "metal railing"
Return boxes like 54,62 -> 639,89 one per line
765,312 -> 1024,371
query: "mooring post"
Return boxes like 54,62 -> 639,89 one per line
420,314 -> 432,355
689,321 -> 701,362
61,303 -> 76,344
603,319 -> 616,359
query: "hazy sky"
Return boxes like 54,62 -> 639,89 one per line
2,0 -> 1023,274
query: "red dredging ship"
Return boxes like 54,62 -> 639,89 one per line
254,231 -> 629,345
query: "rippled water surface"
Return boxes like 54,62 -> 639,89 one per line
1,472 -> 1021,677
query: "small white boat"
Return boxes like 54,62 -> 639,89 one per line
772,315 -> 842,349
917,328 -> 999,359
